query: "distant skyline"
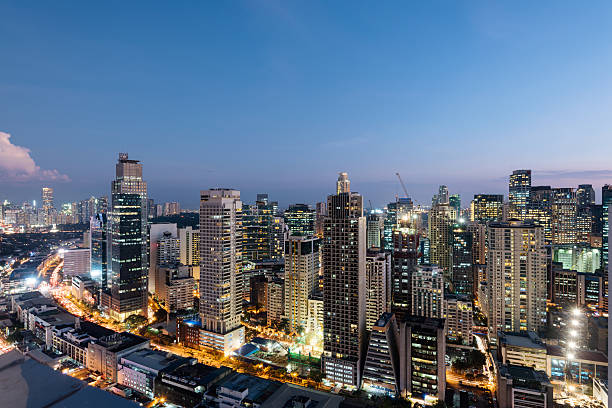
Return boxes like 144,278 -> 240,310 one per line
1,2 -> 611,208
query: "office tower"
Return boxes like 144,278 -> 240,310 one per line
284,204 -> 316,237
451,222 -> 473,296
163,202 -> 180,216
155,204 -> 163,218
471,194 -> 504,224
509,170 -> 531,219
63,248 -> 91,277
322,173 -> 367,387
365,251 -> 391,331
366,212 -> 383,249
428,203 -> 456,278
391,219 -> 420,320
90,213 -> 108,288
449,194 -> 460,219
577,184 -> 596,207
315,202 -> 326,238
383,202 -> 399,251
157,265 -> 195,313
528,185 -> 553,244
400,316 -> 446,401
242,194 -> 284,262
199,189 -> 244,355
284,236 -> 320,332
487,220 -> 547,342
105,153 -> 148,321
576,205 -> 595,244
444,294 -> 473,345
307,291 -> 324,334
551,188 -> 577,244
411,264 -> 444,319
553,245 -> 601,274
149,223 -> 178,294
336,172 -> 350,194
158,232 -> 180,264
362,313 -> 401,397
147,199 -> 155,219
179,226 -> 200,266
97,196 -> 108,214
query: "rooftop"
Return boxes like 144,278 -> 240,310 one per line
403,314 -> 445,330
261,383 -> 344,408
121,348 -> 190,372
97,332 -> 149,353
499,331 -> 546,350
0,349 -> 138,408
218,373 -> 282,404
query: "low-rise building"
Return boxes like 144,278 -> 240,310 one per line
497,365 -> 553,408
86,332 -> 150,381
498,331 -> 547,372
204,372 -> 282,408
50,319 -> 114,366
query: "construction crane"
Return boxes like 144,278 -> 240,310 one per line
395,172 -> 409,198
368,199 -> 373,212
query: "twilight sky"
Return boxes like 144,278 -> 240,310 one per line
1,1 -> 611,209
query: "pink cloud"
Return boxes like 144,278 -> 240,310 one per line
0,131 -> 70,182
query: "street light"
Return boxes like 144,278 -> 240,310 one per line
572,308 -> 581,317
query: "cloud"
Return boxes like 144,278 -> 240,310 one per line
0,131 -> 70,182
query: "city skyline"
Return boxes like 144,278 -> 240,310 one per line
1,2 -> 612,207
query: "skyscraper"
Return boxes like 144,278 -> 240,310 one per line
411,264 -> 444,319
487,220 -> 547,343
199,189 -> 244,355
322,173 -> 367,387
336,172 -> 350,194
365,251 -> 391,331
242,194 -> 284,262
509,170 -> 531,220
449,194 -> 461,219
284,235 -> 320,332
391,218 -> 420,320
551,187 -> 577,244
451,222 -> 473,296
528,185 -> 553,244
104,153 -> 148,321
179,226 -> 200,266
471,194 -> 504,224
577,184 -> 596,208
42,187 -> 54,225
90,213 -> 108,288
603,185 -> 612,272
428,203 -> 456,279
284,204 -> 316,237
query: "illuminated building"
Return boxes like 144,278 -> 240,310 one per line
391,219 -> 419,320
551,187 -> 577,244
432,185 -> 449,205
603,185 -> 612,273
365,251 -> 391,331
179,226 -> 200,266
471,194 -> 503,224
163,201 -> 180,216
509,169 -> 531,220
284,236 -> 320,332
284,203 -> 315,237
552,245 -> 601,274
496,365 -> 553,408
362,313 -> 401,396
242,194 -> 284,262
322,173 -> 367,387
527,186 -> 552,244
336,172 -> 350,194
428,203 -> 455,278
149,223 -> 178,294
444,294 -> 473,344
467,222 -> 486,266
42,187 -> 54,224
90,213 -> 108,288
157,265 -> 194,313
266,276 -> 284,326
487,220 -> 547,343
400,315 -> 446,401
104,153 -> 148,321
411,264 -> 444,319
366,211 -> 383,249
577,184 -> 596,207
451,222 -> 473,296
449,194 -> 460,219
198,189 -> 245,355
315,202 -> 326,238
63,248 -> 91,278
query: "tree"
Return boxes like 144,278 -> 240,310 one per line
430,400 -> 447,408
125,314 -> 148,329
296,325 -> 305,336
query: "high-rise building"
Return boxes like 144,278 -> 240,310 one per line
365,251 -> 391,331
90,213 -> 108,288
390,218 -> 419,320
449,194 -> 460,219
322,173 -> 367,387
179,226 -> 199,266
284,204 -> 315,237
433,185 -> 449,205
105,153 -> 148,321
487,220 -> 547,343
577,184 -> 596,208
551,188 -> 577,244
63,248 -> 91,278
362,313 -> 401,397
242,195 -> 284,262
266,276 -> 284,326
42,187 -> 54,225
444,294 -> 473,345
411,264 -> 444,319
336,172 -> 350,194
428,203 -> 456,279
509,170 -> 531,220
163,202 -> 180,216
471,194 -> 504,224
528,186 -> 553,244
400,316 -> 446,401
284,236 -> 320,332
199,189 -> 244,355
451,222 -> 473,296
366,212 -> 383,249
149,223 -> 178,291
602,185 -> 612,272
315,202 -> 327,238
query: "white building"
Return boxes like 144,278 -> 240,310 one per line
179,226 -> 199,266
63,248 -> 91,278
284,236 -> 319,332
443,295 -> 473,344
365,252 -> 391,330
411,264 -> 444,319
149,223 -> 177,294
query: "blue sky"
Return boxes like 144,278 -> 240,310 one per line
1,1 -> 611,208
